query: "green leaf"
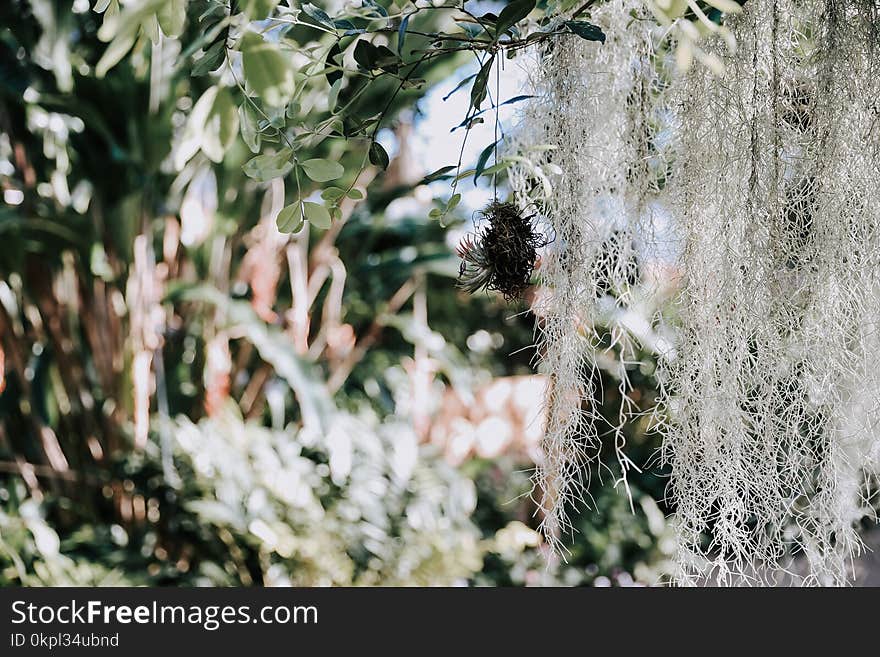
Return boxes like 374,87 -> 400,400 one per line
452,95 -> 535,132
266,106 -> 286,129
143,14 -> 160,44
324,42 -> 343,85
192,41 -> 225,76
175,85 -> 219,168
201,87 -> 239,162
446,193 -> 462,211
157,0 -> 186,38
479,159 -> 512,178
443,73 -> 477,102
470,55 -> 495,111
324,41 -> 342,85
276,203 -> 305,233
300,158 -> 344,183
242,148 -> 294,182
398,14 -> 410,55
353,39 -> 379,70
141,14 -> 162,45
95,29 -> 136,78
176,85 -> 240,165
420,165 -> 456,184
369,142 -> 389,169
95,0 -> 141,40
333,19 -> 356,31
344,114 -> 380,138
363,0 -> 388,19
321,187 -> 346,202
494,0 -> 535,39
327,78 -> 343,111
239,102 -> 261,153
454,159 -> 512,183
240,31 -> 294,107
473,140 -> 497,184
374,45 -> 401,74
498,94 -> 536,108
565,20 -> 606,43
346,188 -> 364,200
97,0 -> 152,42
302,3 -> 335,29
197,3 -> 226,22
451,116 -> 483,133
302,202 -> 331,229
241,0 -> 276,21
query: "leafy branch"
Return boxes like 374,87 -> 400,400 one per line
90,0 -> 740,233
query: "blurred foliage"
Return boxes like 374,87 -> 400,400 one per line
1,0 -> 674,587
2,404 -> 674,586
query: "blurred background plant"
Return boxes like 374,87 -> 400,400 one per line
0,0 -> 678,586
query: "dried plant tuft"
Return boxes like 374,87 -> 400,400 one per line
457,200 -> 547,301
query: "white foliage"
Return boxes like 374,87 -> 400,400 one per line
514,0 -> 880,583
509,0 -> 671,555
660,0 -> 880,585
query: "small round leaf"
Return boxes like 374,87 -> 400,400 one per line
369,142 -> 389,169
243,148 -> 294,182
303,201 -> 332,229
276,202 -> 304,233
321,187 -> 346,201
300,158 -> 344,182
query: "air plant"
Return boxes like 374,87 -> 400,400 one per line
456,200 -> 548,301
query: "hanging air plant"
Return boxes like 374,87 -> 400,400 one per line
511,0 -> 880,585
456,200 -> 548,301
507,0 -> 669,554
658,0 -> 880,585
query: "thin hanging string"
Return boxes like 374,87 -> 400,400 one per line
493,54 -> 500,200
